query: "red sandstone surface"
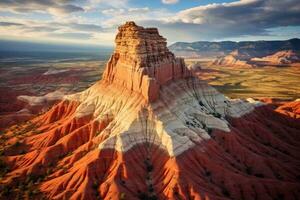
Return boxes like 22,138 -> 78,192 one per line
0,22 -> 299,200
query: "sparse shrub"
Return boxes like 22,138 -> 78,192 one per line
95,131 -> 101,136
138,192 -> 158,200
120,180 -> 126,185
221,187 -> 230,197
92,180 -> 99,190
144,159 -> 153,172
275,193 -> 285,200
32,130 -> 42,134
204,170 -> 211,177
120,192 -> 126,200
138,192 -> 148,200
148,184 -> 154,193
173,189 -> 179,196
13,141 -> 21,147
0,159 -> 9,177
198,101 -> 204,106
212,112 -> 222,118
207,128 -> 213,136
254,173 -> 264,178
246,166 -> 252,175
0,185 -> 11,197
20,149 -> 26,154
275,173 -> 283,180
146,164 -> 153,172
0,149 -> 4,156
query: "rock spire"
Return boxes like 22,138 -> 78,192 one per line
102,21 -> 191,102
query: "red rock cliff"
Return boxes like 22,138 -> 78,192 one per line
102,21 -> 191,102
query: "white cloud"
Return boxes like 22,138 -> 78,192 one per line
162,0 -> 179,5
0,0 -> 300,45
0,0 -> 84,17
85,0 -> 128,11
102,7 -> 150,16
0,16 -> 108,44
158,0 -> 300,41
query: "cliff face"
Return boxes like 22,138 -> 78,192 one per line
102,21 -> 191,102
0,22 -> 300,200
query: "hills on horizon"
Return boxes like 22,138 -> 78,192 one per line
0,40 -> 113,54
1,38 -> 299,56
169,38 -> 300,59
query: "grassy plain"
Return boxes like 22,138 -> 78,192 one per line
185,59 -> 300,100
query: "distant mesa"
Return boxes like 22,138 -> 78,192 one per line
169,38 -> 300,59
0,22 -> 299,200
251,50 -> 300,65
212,49 -> 300,67
212,50 -> 251,67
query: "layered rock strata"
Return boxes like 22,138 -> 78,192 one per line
102,21 -> 191,102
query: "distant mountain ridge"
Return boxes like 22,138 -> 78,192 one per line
0,40 -> 113,53
169,38 -> 300,58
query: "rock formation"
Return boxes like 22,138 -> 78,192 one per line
212,50 -> 251,67
0,22 -> 300,200
169,38 -> 300,59
102,21 -> 191,102
251,50 -> 300,65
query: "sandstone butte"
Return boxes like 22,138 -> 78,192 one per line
0,21 -> 300,200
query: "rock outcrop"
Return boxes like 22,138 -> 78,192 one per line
0,22 -> 299,200
102,21 -> 191,102
251,50 -> 300,65
212,50 -> 251,67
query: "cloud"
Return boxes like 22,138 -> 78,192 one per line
0,0 -> 300,45
102,7 -> 150,16
47,32 -> 93,39
48,4 -> 84,16
100,7 -> 173,30
97,0 -> 300,43
85,0 -> 128,11
68,23 -> 103,32
0,19 -> 103,33
0,0 -> 84,16
0,21 -> 23,26
157,0 -> 300,41
162,0 -> 179,4
0,17 -> 106,44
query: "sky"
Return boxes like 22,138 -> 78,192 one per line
0,0 -> 300,47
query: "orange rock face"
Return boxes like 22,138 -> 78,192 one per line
0,22 -> 300,200
102,21 -> 191,102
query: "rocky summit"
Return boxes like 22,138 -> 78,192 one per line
0,22 -> 300,200
103,21 -> 190,102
